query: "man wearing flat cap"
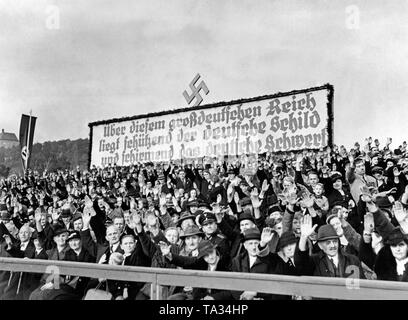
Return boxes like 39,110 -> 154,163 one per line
295,215 -> 365,279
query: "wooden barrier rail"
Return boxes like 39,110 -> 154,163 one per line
1,257 -> 408,300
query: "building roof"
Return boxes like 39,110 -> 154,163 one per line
0,129 -> 18,142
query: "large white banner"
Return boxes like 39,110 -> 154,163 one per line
89,85 -> 333,167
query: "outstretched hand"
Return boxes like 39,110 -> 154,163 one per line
300,214 -> 318,238
393,201 -> 408,223
260,227 -> 274,247
158,241 -> 171,256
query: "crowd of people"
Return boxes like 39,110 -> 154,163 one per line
1,137 -> 408,300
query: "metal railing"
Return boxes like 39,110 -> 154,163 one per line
1,257 -> 408,299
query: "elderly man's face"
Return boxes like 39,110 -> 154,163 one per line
244,239 -> 260,257
185,235 -> 200,251
106,226 -> 120,245
181,219 -> 195,231
19,227 -> 31,242
318,239 -> 339,257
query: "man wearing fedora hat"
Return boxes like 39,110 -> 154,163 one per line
159,224 -> 205,300
215,208 -> 258,259
178,224 -> 204,256
230,227 -> 276,300
257,228 -> 300,299
177,211 -> 196,232
258,228 -> 299,276
295,215 -> 365,279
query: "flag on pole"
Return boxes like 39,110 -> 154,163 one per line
19,113 -> 37,173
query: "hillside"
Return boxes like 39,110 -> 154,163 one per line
0,138 -> 89,177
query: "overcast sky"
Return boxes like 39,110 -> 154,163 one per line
0,0 -> 407,149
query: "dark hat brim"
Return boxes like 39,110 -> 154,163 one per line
180,231 -> 204,239
317,235 -> 340,242
67,234 -> 81,241
242,234 -> 261,242
201,218 -> 216,226
177,214 -> 196,226
53,229 -> 69,237
277,238 -> 298,250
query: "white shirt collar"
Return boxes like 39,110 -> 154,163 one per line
20,241 -> 29,251
396,257 -> 408,275
111,243 -> 119,252
249,255 -> 257,268
329,254 -> 339,268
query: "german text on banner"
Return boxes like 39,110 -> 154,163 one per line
89,84 -> 333,168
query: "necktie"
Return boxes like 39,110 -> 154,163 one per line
329,258 -> 338,276
287,259 -> 294,268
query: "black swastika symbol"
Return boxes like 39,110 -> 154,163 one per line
183,73 -> 209,107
